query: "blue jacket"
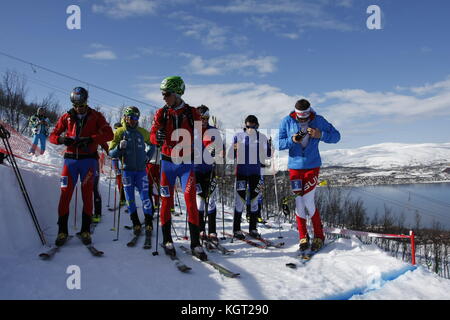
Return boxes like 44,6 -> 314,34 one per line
109,121 -> 155,172
278,111 -> 340,170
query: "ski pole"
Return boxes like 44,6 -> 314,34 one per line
152,146 -> 161,256
111,160 -> 118,231
0,124 -> 46,245
107,159 -> 112,208
114,156 -> 125,241
74,183 -> 78,230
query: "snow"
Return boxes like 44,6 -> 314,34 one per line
321,142 -> 450,169
1,145 -> 450,300
276,142 -> 450,170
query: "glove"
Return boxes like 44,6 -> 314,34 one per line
156,130 -> 166,143
119,139 -> 127,150
58,136 -> 75,146
73,137 -> 93,148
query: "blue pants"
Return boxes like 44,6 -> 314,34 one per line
29,134 -> 47,154
122,170 -> 153,216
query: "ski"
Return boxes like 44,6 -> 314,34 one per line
223,232 -> 267,249
76,233 -> 104,257
241,231 -> 285,248
127,233 -> 141,247
160,244 -> 191,273
143,231 -> 152,249
285,239 -> 337,268
179,245 -> 240,278
38,236 -> 73,260
205,239 -> 234,255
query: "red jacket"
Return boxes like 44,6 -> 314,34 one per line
150,103 -> 201,160
50,107 -> 114,158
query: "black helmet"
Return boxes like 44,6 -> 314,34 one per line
70,87 -> 89,106
245,115 -> 259,128
197,105 -> 210,118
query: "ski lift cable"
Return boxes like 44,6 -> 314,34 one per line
0,50 -> 158,110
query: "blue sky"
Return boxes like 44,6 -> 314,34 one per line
1,0 -> 450,150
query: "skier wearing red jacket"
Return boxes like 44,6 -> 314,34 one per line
49,87 -> 114,246
150,76 -> 207,261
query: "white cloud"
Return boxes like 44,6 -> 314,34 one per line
138,77 -> 450,140
181,53 -> 278,76
92,0 -> 158,18
206,0 -> 355,34
83,50 -> 118,60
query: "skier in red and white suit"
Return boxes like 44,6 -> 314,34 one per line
278,99 -> 340,252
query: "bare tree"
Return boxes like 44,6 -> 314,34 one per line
0,70 -> 28,131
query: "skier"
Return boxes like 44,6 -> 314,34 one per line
49,87 -> 114,246
230,115 -> 272,240
109,106 -> 155,237
278,99 -> 340,252
194,105 -> 219,244
149,76 -> 207,261
28,107 -> 50,155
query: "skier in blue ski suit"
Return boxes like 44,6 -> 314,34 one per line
109,107 -> 155,235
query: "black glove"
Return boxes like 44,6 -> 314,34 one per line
73,137 -> 93,148
156,130 -> 166,143
58,137 -> 75,146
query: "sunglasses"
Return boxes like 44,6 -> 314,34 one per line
126,115 -> 139,121
162,91 -> 172,98
201,116 -> 209,120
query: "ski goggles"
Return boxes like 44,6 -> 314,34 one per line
295,107 -> 311,119
125,114 -> 139,121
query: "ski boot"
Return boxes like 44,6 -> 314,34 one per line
55,233 -> 69,247
144,215 -> 153,234
249,229 -> 261,239
130,211 -> 142,236
79,232 -> 92,245
233,230 -> 246,240
163,242 -> 176,256
311,238 -> 324,252
92,214 -> 101,223
192,245 -> 208,261
208,233 -> 219,245
299,237 -> 310,252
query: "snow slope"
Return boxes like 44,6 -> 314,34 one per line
1,145 -> 450,300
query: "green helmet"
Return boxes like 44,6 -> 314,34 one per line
123,106 -> 140,118
160,76 -> 185,95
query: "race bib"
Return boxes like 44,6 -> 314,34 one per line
160,186 -> 170,198
236,180 -> 247,191
291,179 -> 303,192
60,176 -> 68,188
196,183 -> 203,195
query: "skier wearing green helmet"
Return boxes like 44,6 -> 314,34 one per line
150,76 -> 207,261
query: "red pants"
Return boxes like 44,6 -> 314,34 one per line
289,167 -> 324,240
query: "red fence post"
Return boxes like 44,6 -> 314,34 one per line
410,230 -> 416,265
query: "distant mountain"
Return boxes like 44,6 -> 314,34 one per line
275,142 -> 450,170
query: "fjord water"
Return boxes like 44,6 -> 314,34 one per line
332,183 -> 450,231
